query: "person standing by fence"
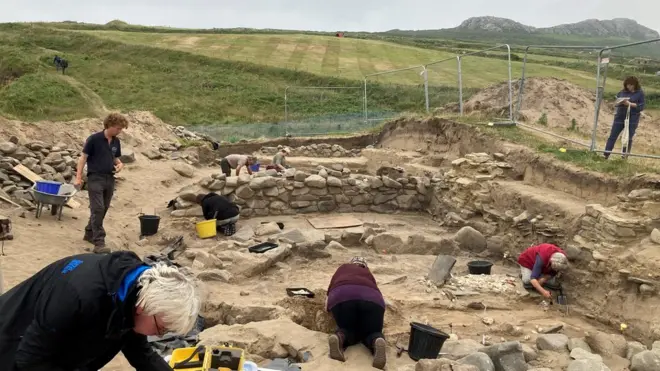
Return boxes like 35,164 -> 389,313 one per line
604,76 -> 645,159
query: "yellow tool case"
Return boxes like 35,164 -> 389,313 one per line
170,344 -> 246,371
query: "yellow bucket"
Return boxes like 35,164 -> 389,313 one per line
196,219 -> 217,239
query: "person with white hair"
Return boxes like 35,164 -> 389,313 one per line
517,243 -> 569,298
325,257 -> 387,370
0,251 -> 201,371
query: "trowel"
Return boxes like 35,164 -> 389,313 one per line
556,287 -> 569,315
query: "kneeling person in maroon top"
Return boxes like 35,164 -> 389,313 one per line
326,257 -> 387,370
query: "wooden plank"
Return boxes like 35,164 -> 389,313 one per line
11,164 -> 81,209
306,215 -> 363,229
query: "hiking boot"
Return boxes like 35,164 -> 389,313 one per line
328,334 -> 345,362
372,337 -> 387,370
93,244 -> 111,254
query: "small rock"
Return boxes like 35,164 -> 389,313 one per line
457,352 -> 495,371
255,222 -> 281,236
196,269 -> 232,282
537,334 -> 569,352
569,338 -> 592,353
567,359 -> 610,371
627,341 -> 647,360
482,317 -> 494,326
651,229 -> 660,244
0,142 -> 17,154
571,348 -> 602,362
631,350 -> 660,371
172,162 -> 195,178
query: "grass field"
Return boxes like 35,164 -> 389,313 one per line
0,22 -> 657,130
82,30 -> 629,92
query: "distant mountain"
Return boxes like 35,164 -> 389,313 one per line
539,18 -> 659,39
452,16 -> 659,39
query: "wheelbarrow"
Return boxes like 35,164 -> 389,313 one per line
29,184 -> 78,221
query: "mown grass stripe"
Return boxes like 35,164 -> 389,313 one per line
286,37 -> 312,70
321,37 -> 340,76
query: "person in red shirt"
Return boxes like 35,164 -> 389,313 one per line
325,257 -> 387,370
517,243 -> 569,298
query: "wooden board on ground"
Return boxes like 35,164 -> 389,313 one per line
11,164 -> 81,209
0,189 -> 21,208
306,215 -> 363,229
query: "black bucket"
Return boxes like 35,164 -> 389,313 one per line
139,215 -> 161,236
467,260 -> 493,275
407,322 -> 449,361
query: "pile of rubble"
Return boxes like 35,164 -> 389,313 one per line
260,143 -> 361,158
171,165 -> 432,218
408,329 -> 660,371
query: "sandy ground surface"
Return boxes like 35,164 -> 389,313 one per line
0,150 -> 620,371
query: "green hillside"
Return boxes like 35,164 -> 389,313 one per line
0,24 -> 444,129
1,21 -> 658,136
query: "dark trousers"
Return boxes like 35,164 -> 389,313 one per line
330,300 -> 385,354
220,158 -> 232,177
604,121 -> 638,157
84,174 -> 115,246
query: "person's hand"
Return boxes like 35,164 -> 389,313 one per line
114,162 -> 124,173
541,289 -> 552,299
622,99 -> 630,106
73,177 -> 82,190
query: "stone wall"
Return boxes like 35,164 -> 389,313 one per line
259,144 -> 361,158
0,139 -> 82,207
173,165 -> 432,217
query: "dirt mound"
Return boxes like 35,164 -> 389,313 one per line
458,77 -> 613,133
0,111 -> 179,150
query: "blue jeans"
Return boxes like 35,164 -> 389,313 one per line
604,121 -> 638,157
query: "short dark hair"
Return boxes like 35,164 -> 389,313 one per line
195,194 -> 206,204
623,76 -> 641,92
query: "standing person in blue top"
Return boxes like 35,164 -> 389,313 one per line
604,76 -> 645,159
74,113 -> 128,253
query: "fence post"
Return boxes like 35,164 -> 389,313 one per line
505,44 -> 513,122
363,78 -> 368,124
457,56 -> 463,116
423,66 -> 429,113
589,52 -> 604,151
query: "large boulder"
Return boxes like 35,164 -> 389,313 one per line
453,226 -> 487,253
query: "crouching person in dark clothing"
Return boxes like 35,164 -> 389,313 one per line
196,192 -> 240,236
0,251 -> 201,371
326,257 -> 387,370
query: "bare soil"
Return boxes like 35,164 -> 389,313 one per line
1,112 -> 658,371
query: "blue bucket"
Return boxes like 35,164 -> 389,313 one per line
35,180 -> 63,195
250,163 -> 260,172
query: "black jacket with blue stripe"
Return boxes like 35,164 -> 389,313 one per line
0,251 -> 170,371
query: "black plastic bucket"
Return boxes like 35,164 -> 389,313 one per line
139,215 -> 161,236
467,260 -> 493,275
407,322 -> 450,361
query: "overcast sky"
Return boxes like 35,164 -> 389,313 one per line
2,0 -> 658,33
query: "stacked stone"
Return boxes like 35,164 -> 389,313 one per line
259,143 -> 361,158
173,165 -> 431,218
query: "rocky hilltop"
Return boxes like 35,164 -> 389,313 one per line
454,16 -> 659,39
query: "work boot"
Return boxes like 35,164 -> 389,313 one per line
372,337 -> 387,370
83,234 -> 94,244
93,244 -> 111,254
328,333 -> 345,362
